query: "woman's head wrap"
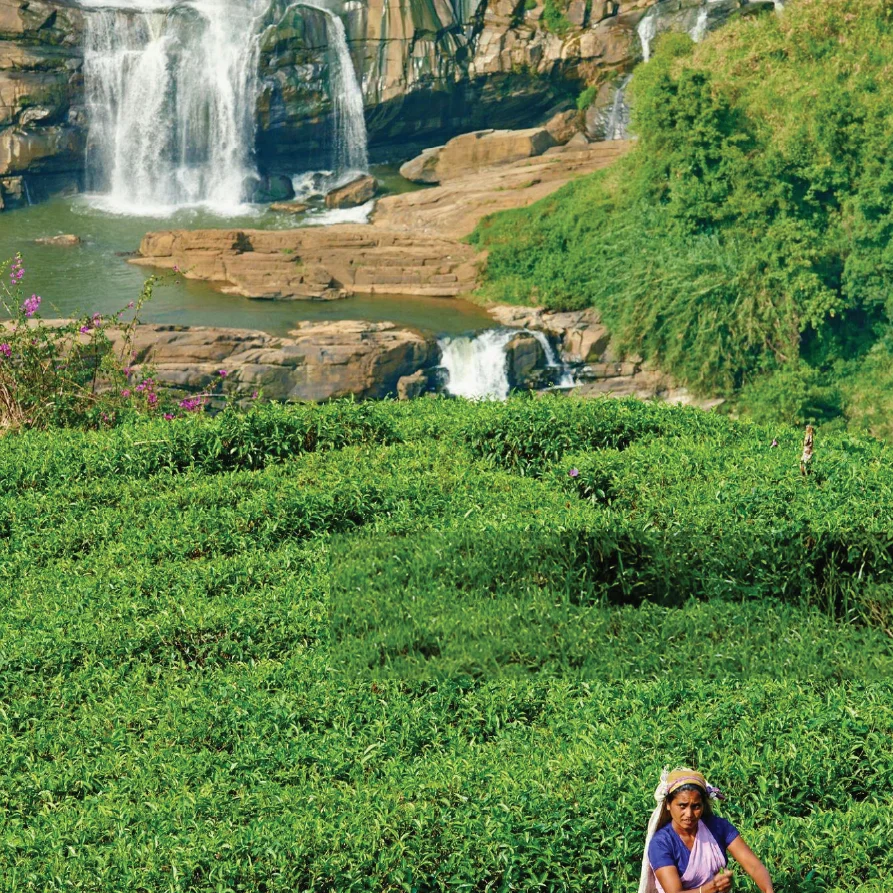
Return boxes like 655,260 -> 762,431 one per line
638,768 -> 724,893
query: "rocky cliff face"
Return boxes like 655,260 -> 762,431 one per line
0,0 -> 778,207
0,0 -> 84,208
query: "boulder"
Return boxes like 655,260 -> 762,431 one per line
35,233 -> 80,246
505,332 -> 546,388
433,128 -> 557,181
107,320 -> 438,402
252,174 -> 294,203
399,146 -> 442,184
545,109 -> 582,146
325,174 -> 377,209
269,200 -> 308,214
396,369 -> 429,399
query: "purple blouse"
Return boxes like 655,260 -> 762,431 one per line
648,815 -> 740,876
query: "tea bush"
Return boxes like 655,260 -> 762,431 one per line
1,396 -> 892,891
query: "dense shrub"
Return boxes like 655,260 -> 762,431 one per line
472,0 -> 893,432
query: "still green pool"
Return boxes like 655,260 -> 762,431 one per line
0,191 -> 494,338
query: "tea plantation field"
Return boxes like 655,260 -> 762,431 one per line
1,397 -> 892,891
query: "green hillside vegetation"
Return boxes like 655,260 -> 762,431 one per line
471,0 -> 893,436
2,396 -> 892,891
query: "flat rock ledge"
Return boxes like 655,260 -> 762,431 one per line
132,226 -> 479,300
132,139 -> 634,301
113,320 -> 439,402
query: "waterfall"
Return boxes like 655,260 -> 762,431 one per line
438,328 -> 574,399
606,75 -> 632,141
290,1 -> 368,178
315,4 -> 368,176
438,329 -> 517,400
82,0 -> 270,215
690,7 -> 709,43
637,8 -> 657,62
529,330 -> 575,389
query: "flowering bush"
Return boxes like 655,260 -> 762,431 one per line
0,253 -> 160,429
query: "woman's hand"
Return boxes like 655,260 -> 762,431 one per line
713,869 -> 734,892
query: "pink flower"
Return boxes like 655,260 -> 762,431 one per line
172,265 -> 180,273
218,369 -> 228,378
179,396 -> 206,412
123,366 -> 132,377
0,343 -> 11,359
127,301 -> 135,309
21,294 -> 41,318
147,393 -> 158,406
164,413 -> 174,421
568,468 -> 580,478
121,389 -> 131,398
80,324 -> 91,334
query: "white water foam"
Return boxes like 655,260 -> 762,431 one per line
301,199 -> 375,226
438,329 -> 517,400
82,0 -> 271,215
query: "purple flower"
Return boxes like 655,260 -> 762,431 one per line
123,366 -> 132,377
172,265 -> 180,273
218,369 -> 228,378
147,393 -> 158,407
568,468 -> 580,478
0,343 -> 10,359
251,390 -> 259,399
21,294 -> 41,318
179,396 -> 206,412
770,439 -> 779,448
135,382 -> 146,393
121,389 -> 131,398
80,324 -> 91,334
127,301 -> 135,310
163,412 -> 175,421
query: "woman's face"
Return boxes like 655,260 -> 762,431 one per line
668,788 -> 704,833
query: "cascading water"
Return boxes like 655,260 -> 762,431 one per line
438,329 -> 516,400
82,0 -> 271,215
529,330 -> 575,389
637,9 -> 658,63
438,328 -> 573,400
296,1 -> 368,177
605,75 -> 632,141
690,7 -> 710,42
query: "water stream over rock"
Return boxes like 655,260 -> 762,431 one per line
82,0 -> 272,214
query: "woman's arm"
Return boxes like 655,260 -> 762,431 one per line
727,836 -> 774,893
654,867 -> 733,893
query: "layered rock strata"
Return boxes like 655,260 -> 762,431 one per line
109,319 -> 439,402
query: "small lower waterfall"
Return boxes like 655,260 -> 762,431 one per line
529,330 -> 575,389
438,328 -> 574,400
439,329 -> 516,400
82,0 -> 271,214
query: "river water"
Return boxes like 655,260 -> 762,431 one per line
0,178 -> 494,339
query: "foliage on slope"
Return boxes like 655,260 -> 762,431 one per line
1,397 -> 893,891
472,0 -> 893,434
